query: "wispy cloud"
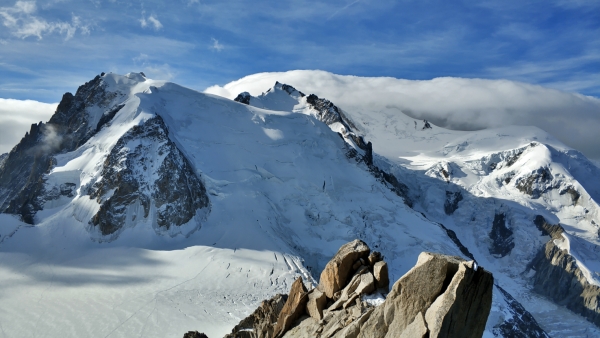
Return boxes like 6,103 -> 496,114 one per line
0,0 -> 88,40
327,0 -> 360,20
140,10 -> 163,31
210,38 -> 224,51
132,53 -> 176,80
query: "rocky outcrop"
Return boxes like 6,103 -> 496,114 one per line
526,215 -> 600,328
234,84 -> 412,208
530,240 -> 600,327
533,215 -> 564,239
304,94 -> 357,132
225,294 -> 288,338
224,241 -> 493,338
234,92 -> 251,105
88,115 -> 210,239
0,74 -> 121,223
444,191 -> 463,215
489,213 -> 514,258
358,252 -> 493,338
493,285 -> 550,338
273,278 -> 309,337
317,239 -> 371,298
184,332 -> 209,338
515,167 -> 555,198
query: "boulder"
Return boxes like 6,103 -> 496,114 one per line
373,261 -> 389,291
306,288 -> 327,320
273,277 -> 308,337
399,312 -> 428,338
317,240 -> 370,298
329,269 -> 375,311
424,260 -> 493,337
368,251 -> 382,266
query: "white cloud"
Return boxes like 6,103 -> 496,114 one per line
210,38 -> 224,51
140,11 -> 163,30
0,98 -> 57,154
142,64 -> 175,81
327,0 -> 360,20
0,1 -> 88,40
132,53 -> 176,81
205,70 -> 600,160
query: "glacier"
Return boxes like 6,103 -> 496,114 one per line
0,71 -> 599,337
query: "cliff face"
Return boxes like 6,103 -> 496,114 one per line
530,240 -> 600,326
0,75 -> 122,223
87,115 -> 210,240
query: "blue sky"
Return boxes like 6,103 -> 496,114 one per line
0,0 -> 599,103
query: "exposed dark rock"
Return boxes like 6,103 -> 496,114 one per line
305,94 -> 357,132
234,92 -> 251,105
560,186 -> 580,204
489,213 -> 514,258
184,332 -> 209,338
88,115 -> 209,238
436,221 -> 476,261
225,294 -> 288,338
505,151 -> 523,167
444,191 -> 463,215
370,167 -> 412,208
45,182 -> 77,201
96,103 -> 125,132
530,240 -> 600,327
280,83 -> 305,97
515,167 -> 554,198
533,215 -> 564,240
0,75 -> 122,223
493,285 -> 550,338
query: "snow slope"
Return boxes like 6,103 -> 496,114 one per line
1,72 -> 599,337
225,78 -> 600,336
0,73 -> 465,337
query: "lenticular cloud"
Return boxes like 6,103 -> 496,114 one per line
206,70 -> 600,160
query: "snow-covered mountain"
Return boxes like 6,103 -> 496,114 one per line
0,72 -> 599,337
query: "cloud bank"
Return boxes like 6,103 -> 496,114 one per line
205,70 -> 600,160
0,98 -> 56,154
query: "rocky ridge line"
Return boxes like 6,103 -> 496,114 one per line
234,83 -> 411,206
529,215 -> 600,327
221,239 -> 493,338
86,115 -> 210,240
0,74 -> 121,223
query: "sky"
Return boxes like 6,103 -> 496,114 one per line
0,0 -> 599,155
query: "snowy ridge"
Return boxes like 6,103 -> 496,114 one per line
231,79 -> 600,336
0,72 -> 599,337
